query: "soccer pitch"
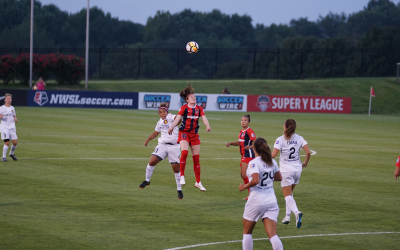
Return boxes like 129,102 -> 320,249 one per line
1,107 -> 399,250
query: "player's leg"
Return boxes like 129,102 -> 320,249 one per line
10,130 -> 18,161
140,145 -> 163,188
1,130 -> 10,162
168,144 -> 183,199
262,204 -> 283,250
282,178 -> 302,227
179,140 -> 189,185
242,219 -> 256,250
191,144 -> 205,191
241,161 -> 250,197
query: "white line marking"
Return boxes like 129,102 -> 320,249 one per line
164,232 -> 400,250
310,150 -> 317,155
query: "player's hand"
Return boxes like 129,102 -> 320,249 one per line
144,140 -> 149,147
239,183 -> 246,191
302,162 -> 308,168
0,115 -> 3,119
244,146 -> 251,150
206,126 -> 211,132
167,128 -> 173,135
14,117 -> 17,123
226,142 -> 230,147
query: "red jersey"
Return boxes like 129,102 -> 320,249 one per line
239,128 -> 256,158
178,104 -> 205,134
396,156 -> 400,167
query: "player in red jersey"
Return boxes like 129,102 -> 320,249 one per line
168,84 -> 211,191
226,115 -> 256,199
395,156 -> 400,180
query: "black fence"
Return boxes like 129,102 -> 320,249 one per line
1,48 -> 400,80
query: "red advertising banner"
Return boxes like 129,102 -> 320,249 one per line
247,95 -> 351,113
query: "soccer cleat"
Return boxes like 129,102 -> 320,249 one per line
194,182 -> 206,191
282,216 -> 290,225
180,175 -> 186,185
177,190 -> 183,199
139,181 -> 150,189
296,212 -> 303,228
1,157 -> 6,162
9,154 -> 17,161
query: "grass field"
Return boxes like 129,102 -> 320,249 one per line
0,107 -> 399,249
2,77 -> 400,114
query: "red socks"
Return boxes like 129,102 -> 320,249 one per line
243,177 -> 250,194
180,150 -> 188,176
193,155 -> 201,183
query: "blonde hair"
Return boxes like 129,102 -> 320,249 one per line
4,93 -> 12,103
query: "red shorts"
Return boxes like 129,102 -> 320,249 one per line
177,131 -> 201,146
240,157 -> 254,167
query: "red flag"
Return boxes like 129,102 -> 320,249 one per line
371,87 -> 375,97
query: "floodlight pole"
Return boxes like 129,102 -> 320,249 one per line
85,0 -> 90,89
29,0 -> 34,88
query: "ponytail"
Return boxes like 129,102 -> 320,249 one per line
179,83 -> 195,101
254,137 -> 273,166
284,119 -> 296,140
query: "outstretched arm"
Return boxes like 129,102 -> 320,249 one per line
226,141 -> 240,147
201,115 -> 211,132
168,115 -> 182,134
144,131 -> 160,146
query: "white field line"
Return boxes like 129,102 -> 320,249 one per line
164,232 -> 400,250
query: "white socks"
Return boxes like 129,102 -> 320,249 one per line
145,164 -> 155,182
242,234 -> 253,250
286,194 -> 293,216
175,173 -> 182,191
285,195 -> 299,215
3,145 -> 8,158
10,145 -> 16,155
270,235 -> 283,250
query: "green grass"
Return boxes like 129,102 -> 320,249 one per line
0,107 -> 399,249
1,77 -> 400,114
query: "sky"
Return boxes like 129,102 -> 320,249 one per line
38,0 -> 375,26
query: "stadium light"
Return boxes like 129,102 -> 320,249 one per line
85,0 -> 90,89
29,0 -> 34,88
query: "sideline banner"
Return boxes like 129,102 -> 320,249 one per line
138,92 -> 247,112
0,90 -> 28,106
248,95 -> 351,113
28,90 -> 138,109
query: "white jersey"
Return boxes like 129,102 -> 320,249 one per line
246,157 -> 280,205
155,113 -> 179,144
274,133 -> 308,172
0,105 -> 16,130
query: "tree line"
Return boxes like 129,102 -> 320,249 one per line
0,0 -> 400,50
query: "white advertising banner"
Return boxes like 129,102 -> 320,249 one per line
138,92 -> 247,112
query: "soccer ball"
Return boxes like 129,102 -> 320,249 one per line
33,85 -> 38,90
186,41 -> 199,54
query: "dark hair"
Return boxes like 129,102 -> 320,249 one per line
180,83 -> 195,101
254,137 -> 273,166
158,102 -> 169,113
242,114 -> 250,122
284,119 -> 296,140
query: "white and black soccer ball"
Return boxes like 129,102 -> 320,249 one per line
186,41 -> 199,54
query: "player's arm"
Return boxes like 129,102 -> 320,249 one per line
168,115 -> 182,134
201,115 -> 211,132
239,173 -> 259,191
271,148 -> 280,158
274,171 -> 282,181
144,131 -> 160,147
226,141 -> 240,147
395,167 -> 400,180
244,139 -> 255,150
302,144 -> 311,168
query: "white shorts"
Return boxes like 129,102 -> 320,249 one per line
281,171 -> 302,187
243,201 -> 279,222
152,143 -> 180,164
1,128 -> 18,140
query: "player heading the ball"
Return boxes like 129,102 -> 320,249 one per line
168,84 -> 211,191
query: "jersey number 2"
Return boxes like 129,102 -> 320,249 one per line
289,147 -> 296,159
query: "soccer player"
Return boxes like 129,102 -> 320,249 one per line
168,84 -> 211,191
226,115 -> 256,199
0,93 -> 18,162
239,137 -> 283,250
139,103 -> 183,199
395,155 -> 400,180
272,119 -> 311,228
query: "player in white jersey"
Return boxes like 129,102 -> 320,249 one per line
272,119 -> 311,228
239,137 -> 283,250
0,93 -> 18,162
139,103 -> 184,199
